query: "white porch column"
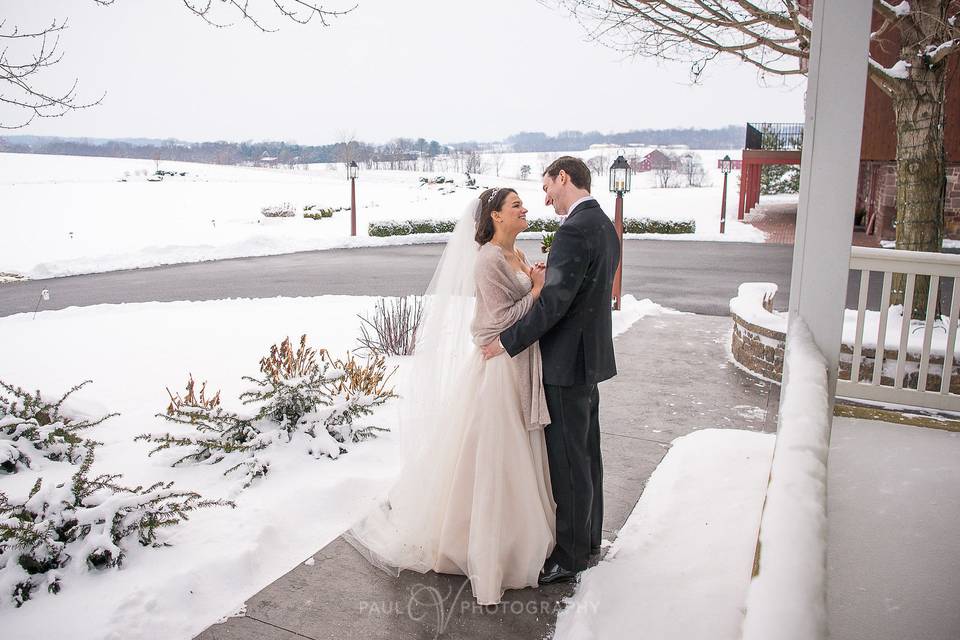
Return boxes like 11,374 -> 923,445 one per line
786,0 -> 874,422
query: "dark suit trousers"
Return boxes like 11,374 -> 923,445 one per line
543,383 -> 603,571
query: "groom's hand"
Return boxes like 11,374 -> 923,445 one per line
481,338 -> 505,360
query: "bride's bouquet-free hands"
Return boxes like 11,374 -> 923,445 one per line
530,263 -> 546,298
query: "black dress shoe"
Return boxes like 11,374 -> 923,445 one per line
539,562 -> 577,585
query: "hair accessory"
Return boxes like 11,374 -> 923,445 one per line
486,188 -> 502,204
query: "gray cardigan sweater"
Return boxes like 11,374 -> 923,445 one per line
470,242 -> 550,430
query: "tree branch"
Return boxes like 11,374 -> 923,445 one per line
1,1 -> 356,129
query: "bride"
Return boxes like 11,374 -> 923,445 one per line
344,187 -> 556,605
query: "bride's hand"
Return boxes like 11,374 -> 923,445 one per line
530,266 -> 546,293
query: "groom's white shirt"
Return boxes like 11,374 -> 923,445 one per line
562,195 -> 596,223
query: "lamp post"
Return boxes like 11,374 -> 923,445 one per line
609,154 -> 632,311
719,154 -> 733,234
348,160 -> 359,236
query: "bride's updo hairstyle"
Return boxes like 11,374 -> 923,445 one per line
475,187 -> 517,245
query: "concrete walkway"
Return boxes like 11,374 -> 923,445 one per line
827,418 -> 960,640
196,312 -> 779,640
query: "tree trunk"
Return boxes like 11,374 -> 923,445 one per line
890,55 -> 948,319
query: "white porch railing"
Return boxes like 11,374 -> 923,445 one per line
837,246 -> 960,412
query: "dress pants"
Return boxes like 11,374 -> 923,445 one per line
543,382 -> 603,571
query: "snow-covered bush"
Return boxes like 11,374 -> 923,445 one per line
137,337 -> 395,488
303,205 -> 346,220
369,221 -> 413,237
136,375 -> 258,464
761,165 -> 800,194
623,217 -> 696,234
0,380 -> 115,473
260,203 -> 296,218
0,449 -> 233,607
241,335 -> 345,429
356,297 -> 423,356
241,335 -> 395,440
409,218 -> 456,234
368,219 -> 457,236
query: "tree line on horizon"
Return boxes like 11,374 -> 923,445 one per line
0,126 -> 746,167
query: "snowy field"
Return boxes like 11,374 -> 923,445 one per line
0,150 -> 764,280
0,294 -> 661,639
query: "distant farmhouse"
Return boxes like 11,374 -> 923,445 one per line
631,149 -> 679,173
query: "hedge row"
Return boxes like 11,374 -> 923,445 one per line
624,217 -> 696,234
369,216 -> 695,237
369,219 -> 458,237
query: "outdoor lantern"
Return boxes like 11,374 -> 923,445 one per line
720,155 -> 733,175
609,154 -> 632,194
348,161 -> 359,236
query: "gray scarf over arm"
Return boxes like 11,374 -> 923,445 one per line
470,243 -> 551,430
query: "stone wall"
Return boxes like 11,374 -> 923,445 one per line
838,344 -> 960,394
732,314 -> 960,391
856,161 -> 960,240
731,314 -> 785,383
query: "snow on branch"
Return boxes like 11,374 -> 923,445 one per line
869,57 -> 912,79
0,449 -> 234,607
136,337 -> 396,490
0,379 -> 114,473
923,38 -> 959,67
877,0 -> 912,20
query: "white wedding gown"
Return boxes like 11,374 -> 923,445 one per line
345,269 -> 556,605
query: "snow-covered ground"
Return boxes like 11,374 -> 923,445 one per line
0,293 -> 659,639
827,417 -> 960,640
0,150 -> 763,280
554,428 -> 775,640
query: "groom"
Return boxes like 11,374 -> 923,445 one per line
481,156 -> 620,584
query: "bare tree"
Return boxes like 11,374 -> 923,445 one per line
544,0 -> 960,316
490,145 -> 505,177
0,18 -> 103,129
464,150 -> 485,175
585,156 -> 602,175
677,152 -> 707,187
586,153 -> 609,176
1,1 -> 355,128
537,152 -> 554,174
334,128 -> 358,172
653,165 -> 677,188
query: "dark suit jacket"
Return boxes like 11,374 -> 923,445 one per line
501,199 -> 620,386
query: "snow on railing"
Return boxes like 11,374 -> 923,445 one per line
741,317 -> 829,640
838,246 -> 960,412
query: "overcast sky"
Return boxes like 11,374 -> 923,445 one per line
4,0 -> 806,145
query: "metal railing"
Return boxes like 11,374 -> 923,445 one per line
745,122 -> 805,151
837,246 -> 960,412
